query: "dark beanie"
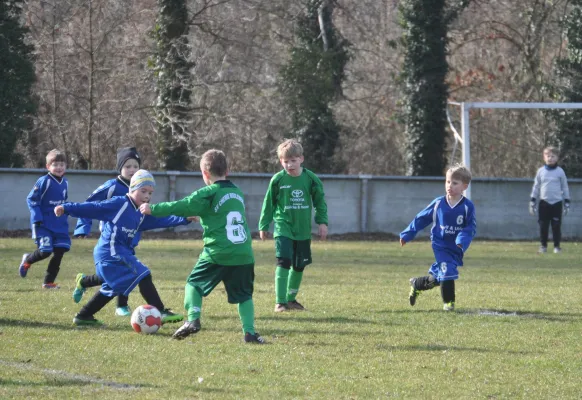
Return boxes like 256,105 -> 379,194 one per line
116,147 -> 141,173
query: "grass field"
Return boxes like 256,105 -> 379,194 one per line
1,238 -> 581,399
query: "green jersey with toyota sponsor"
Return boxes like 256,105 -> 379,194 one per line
259,168 -> 328,240
149,180 -> 254,265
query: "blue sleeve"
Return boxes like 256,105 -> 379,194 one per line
456,203 -> 477,252
138,215 -> 190,232
26,177 -> 47,224
400,199 -> 438,243
73,180 -> 115,236
63,198 -> 123,222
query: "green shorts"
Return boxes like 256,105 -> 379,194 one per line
275,236 -> 312,269
186,259 -> 255,304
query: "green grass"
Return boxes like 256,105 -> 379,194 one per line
1,238 -> 581,399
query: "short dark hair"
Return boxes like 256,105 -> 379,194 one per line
46,149 -> 66,165
543,146 -> 559,157
200,149 -> 227,177
447,163 -> 472,184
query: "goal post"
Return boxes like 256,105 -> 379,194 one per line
447,101 -> 582,199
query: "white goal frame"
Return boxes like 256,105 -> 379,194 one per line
447,102 -> 582,199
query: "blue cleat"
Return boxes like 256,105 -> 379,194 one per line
19,254 -> 30,278
115,306 -> 131,317
72,273 -> 86,303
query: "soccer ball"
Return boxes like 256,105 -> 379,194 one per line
131,305 -> 162,334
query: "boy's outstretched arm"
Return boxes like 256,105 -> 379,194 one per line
400,199 -> 438,243
73,182 -> 115,237
145,192 -> 206,218
55,198 -> 121,221
139,214 -> 192,231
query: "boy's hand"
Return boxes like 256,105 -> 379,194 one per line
400,238 -> 406,247
187,216 -> 199,223
259,231 -> 269,241
318,224 -> 328,241
139,203 -> 152,215
563,202 -> 570,216
54,205 -> 64,217
529,200 -> 537,216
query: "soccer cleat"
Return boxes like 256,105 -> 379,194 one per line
115,306 -> 131,317
554,247 -> 562,254
19,254 -> 30,278
409,278 -> 420,306
73,315 -> 104,326
72,273 -> 86,303
274,303 -> 289,312
42,282 -> 60,289
244,332 -> 266,344
443,302 -> 455,311
538,246 -> 547,254
161,309 -> 184,324
172,319 -> 201,340
287,300 -> 306,311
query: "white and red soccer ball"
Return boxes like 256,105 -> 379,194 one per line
131,305 -> 162,334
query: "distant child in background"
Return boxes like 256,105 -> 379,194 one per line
140,149 -> 264,344
20,149 -> 70,289
529,146 -> 570,254
72,147 -> 141,316
54,170 -> 186,326
400,164 -> 476,311
258,139 -> 328,313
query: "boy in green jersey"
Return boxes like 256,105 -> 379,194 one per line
139,149 -> 264,344
259,139 -> 328,312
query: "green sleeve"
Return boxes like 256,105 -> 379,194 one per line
258,178 -> 276,231
311,173 -> 328,226
150,191 -> 207,218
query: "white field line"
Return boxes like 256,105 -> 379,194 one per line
0,359 -> 142,390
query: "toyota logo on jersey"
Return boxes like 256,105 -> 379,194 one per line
292,190 -> 303,198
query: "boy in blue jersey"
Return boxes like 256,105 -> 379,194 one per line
400,164 -> 476,311
55,170 -> 188,326
72,147 -> 141,316
19,149 -> 70,289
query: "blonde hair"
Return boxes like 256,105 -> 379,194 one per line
543,146 -> 559,157
46,149 -> 66,165
200,149 -> 228,177
447,164 -> 472,184
277,139 -> 303,159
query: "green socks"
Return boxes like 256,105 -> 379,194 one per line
238,299 -> 255,334
184,283 -> 203,321
276,267 -> 304,303
275,267 -> 289,304
287,269 -> 303,302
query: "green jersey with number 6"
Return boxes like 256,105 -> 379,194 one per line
149,180 -> 254,265
259,168 -> 328,240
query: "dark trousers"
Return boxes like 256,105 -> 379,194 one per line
538,200 -> 563,248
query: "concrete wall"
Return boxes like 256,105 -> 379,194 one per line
1,168 -> 580,239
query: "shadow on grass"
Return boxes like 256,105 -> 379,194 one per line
377,308 -> 582,322
0,317 -> 139,332
459,308 -> 582,322
380,343 -> 533,355
0,377 -> 155,390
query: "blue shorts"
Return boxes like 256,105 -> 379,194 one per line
429,246 -> 463,282
32,225 -> 71,252
96,254 -> 151,298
